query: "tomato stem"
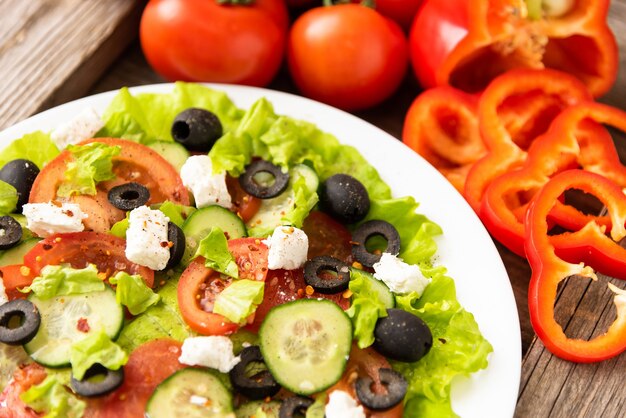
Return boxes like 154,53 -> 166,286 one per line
322,0 -> 375,7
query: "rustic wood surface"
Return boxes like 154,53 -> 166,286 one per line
1,0 -> 626,416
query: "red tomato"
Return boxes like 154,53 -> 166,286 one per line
287,4 -> 408,111
178,238 -> 269,335
84,339 -> 185,418
29,138 -> 189,233
0,264 -> 36,300
140,0 -> 289,87
302,210 -> 353,262
226,175 -> 261,223
23,232 -> 155,288
375,0 -> 423,31
0,363 -> 47,418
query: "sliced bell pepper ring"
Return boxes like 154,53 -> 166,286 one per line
463,68 -> 592,212
410,0 -> 618,97
526,170 -> 626,362
402,86 -> 484,192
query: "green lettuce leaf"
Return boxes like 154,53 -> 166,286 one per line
305,393 -> 327,418
154,200 -> 196,228
25,264 -> 104,299
195,227 -> 238,278
0,131 -> 60,170
57,142 -> 121,197
0,181 -> 18,215
283,175 -> 319,229
345,270 -> 388,349
213,279 -> 265,325
109,271 -> 160,315
20,374 -> 86,418
70,329 -> 128,380
110,213 -> 129,238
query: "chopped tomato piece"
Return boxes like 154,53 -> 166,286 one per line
0,363 -> 47,418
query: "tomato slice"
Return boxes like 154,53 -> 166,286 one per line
226,175 -> 261,223
23,232 -> 154,288
0,363 -> 47,418
302,211 -> 353,263
0,264 -> 36,300
84,339 -> 185,418
178,238 -> 269,335
29,138 -> 189,233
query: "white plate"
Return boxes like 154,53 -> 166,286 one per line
0,84 -> 521,417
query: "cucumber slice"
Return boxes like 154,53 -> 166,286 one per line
246,164 -> 319,237
24,288 -> 124,367
0,344 -> 30,391
145,368 -> 233,418
349,267 -> 395,309
0,238 -> 40,267
235,400 -> 281,418
147,141 -> 190,172
259,299 -> 352,395
181,205 -> 247,265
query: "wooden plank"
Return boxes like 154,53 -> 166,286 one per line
0,0 -> 146,130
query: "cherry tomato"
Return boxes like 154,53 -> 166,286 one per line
29,138 -> 189,233
0,264 -> 36,300
287,4 -> 408,111
23,232 -> 155,288
226,175 -> 261,223
0,363 -> 47,418
84,339 -> 185,418
140,0 -> 289,87
375,0 -> 423,31
178,238 -> 269,335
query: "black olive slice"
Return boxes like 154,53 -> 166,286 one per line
0,159 -> 39,212
171,108 -> 223,152
70,364 -> 124,398
107,182 -> 150,211
279,396 -> 315,418
351,220 -> 401,267
303,256 -> 351,294
0,299 -> 40,345
319,174 -> 370,224
373,309 -> 433,362
0,216 -> 22,250
229,345 -> 280,400
164,222 -> 185,270
239,160 -> 289,199
355,368 -> 408,411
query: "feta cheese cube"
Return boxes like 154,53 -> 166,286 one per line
325,391 -> 366,418
373,252 -> 430,295
0,276 -> 8,306
125,206 -> 170,271
22,202 -> 87,238
179,336 -> 241,373
50,108 -> 104,149
180,155 -> 231,209
263,226 -> 308,270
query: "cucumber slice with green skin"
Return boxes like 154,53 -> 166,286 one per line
147,141 -> 190,173
259,299 -> 352,396
349,267 -> 395,309
235,400 -> 281,418
23,288 -> 124,368
181,205 -> 247,265
0,238 -> 40,267
145,368 -> 234,418
246,164 -> 319,237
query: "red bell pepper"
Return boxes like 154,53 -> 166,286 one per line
410,0 -> 618,97
463,68 -> 592,212
526,170 -> 626,362
481,102 -> 626,257
402,86 -> 483,193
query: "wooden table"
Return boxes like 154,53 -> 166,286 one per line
2,1 -> 626,416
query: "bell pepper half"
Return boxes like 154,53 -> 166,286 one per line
402,86 -> 484,193
463,68 -> 592,212
481,102 -> 626,257
410,0 -> 618,97
526,170 -> 626,362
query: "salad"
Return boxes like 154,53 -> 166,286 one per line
0,83 -> 492,417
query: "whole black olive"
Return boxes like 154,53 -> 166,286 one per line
229,345 -> 281,400
239,160 -> 290,199
355,368 -> 408,411
70,363 -> 124,397
351,220 -> 401,267
319,174 -> 370,224
279,396 -> 314,418
164,222 -> 185,270
0,159 -> 39,212
373,309 -> 433,362
0,299 -> 40,345
107,182 -> 150,211
171,108 -> 223,152
0,216 -> 22,250
303,256 -> 351,294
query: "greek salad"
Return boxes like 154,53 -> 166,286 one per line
0,83 -> 492,418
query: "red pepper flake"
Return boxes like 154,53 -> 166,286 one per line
349,240 -> 360,246
77,318 -> 90,333
42,244 -> 53,251
160,241 -> 169,248
297,288 -> 304,298
248,245 -> 258,252
305,285 -> 314,296
63,210 -> 74,217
